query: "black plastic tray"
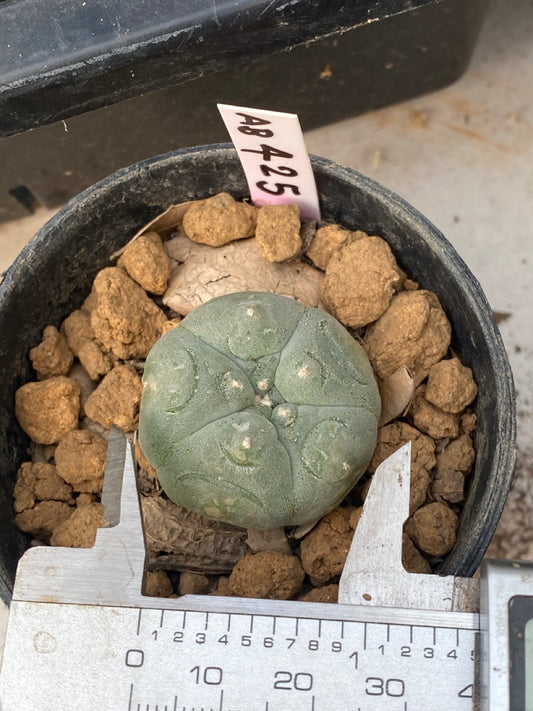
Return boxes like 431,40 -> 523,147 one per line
0,0 -> 488,221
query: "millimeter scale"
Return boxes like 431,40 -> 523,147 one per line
0,430 -> 531,710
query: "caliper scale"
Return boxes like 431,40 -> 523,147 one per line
0,431 -> 530,710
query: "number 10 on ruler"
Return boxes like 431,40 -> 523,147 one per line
218,103 -> 321,222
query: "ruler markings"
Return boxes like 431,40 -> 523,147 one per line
123,608 -> 475,711
135,607 -> 475,647
169,606 -> 470,635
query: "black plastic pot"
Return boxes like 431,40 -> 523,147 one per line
0,144 -> 516,604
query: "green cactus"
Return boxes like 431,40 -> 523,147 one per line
139,291 -> 380,529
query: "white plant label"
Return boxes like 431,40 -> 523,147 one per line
218,103 -> 321,221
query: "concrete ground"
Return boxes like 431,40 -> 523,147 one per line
0,0 -> 532,658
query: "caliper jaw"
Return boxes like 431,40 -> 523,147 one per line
11,428 -> 148,606
339,442 -> 480,613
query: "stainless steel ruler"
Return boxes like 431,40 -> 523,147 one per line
1,598 -> 478,710
0,433 -> 529,711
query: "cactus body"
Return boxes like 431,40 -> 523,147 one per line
139,292 -> 380,529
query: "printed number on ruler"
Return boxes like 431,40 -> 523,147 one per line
218,103 -> 321,221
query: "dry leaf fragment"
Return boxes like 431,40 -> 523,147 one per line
163,235 -> 324,315
246,527 -> 291,554
110,201 -> 196,260
378,366 -> 416,426
291,518 -> 321,540
142,497 -> 248,574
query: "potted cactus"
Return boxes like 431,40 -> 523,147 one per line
0,145 -> 516,604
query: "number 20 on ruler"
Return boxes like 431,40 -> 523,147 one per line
218,103 -> 321,222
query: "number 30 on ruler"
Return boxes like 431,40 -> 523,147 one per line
218,103 -> 321,222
